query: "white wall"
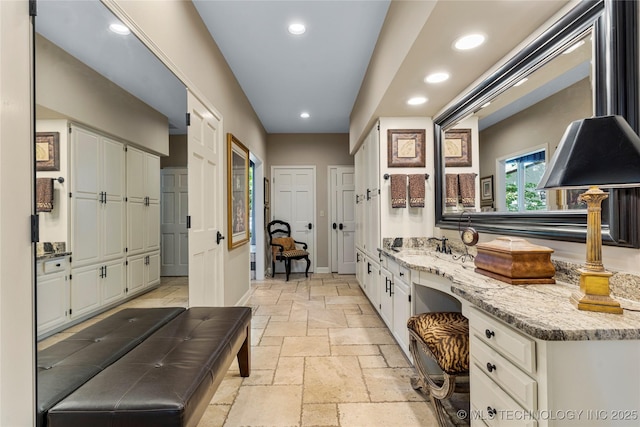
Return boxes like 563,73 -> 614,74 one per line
379,117 -> 433,239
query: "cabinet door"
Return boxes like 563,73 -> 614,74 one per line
37,273 -> 68,334
70,265 -> 100,318
127,255 -> 145,295
127,201 -> 145,254
72,126 -> 100,197
102,137 -> 125,199
126,146 -> 146,203
392,278 -> 411,354
146,251 -> 160,287
145,153 -> 161,203
101,260 -> 125,305
379,267 -> 393,327
102,196 -> 125,260
145,202 -> 160,251
71,196 -> 100,265
367,259 -> 380,312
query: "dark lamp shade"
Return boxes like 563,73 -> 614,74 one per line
537,115 -> 640,190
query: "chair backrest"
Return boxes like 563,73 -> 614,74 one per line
267,220 -> 292,242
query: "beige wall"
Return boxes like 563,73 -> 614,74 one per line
36,35 -> 169,156
109,0 -> 268,306
267,133 -> 353,269
0,1 -> 35,424
161,135 -> 188,168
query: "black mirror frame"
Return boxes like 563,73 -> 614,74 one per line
434,0 -> 640,248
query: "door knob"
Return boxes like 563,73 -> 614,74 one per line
308,223 -> 312,230
339,223 -> 344,230
216,231 -> 225,244
332,222 -> 337,230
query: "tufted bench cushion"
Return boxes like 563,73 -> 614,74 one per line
407,312 -> 469,375
47,306 -> 252,427
37,307 -> 186,427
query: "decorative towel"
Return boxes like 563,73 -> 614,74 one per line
408,174 -> 425,207
459,173 -> 477,207
36,178 -> 54,212
390,174 -> 407,208
445,174 -> 459,207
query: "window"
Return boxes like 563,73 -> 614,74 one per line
504,150 -> 546,212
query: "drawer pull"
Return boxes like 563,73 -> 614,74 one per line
486,362 -> 496,373
485,329 -> 495,339
55,263 -> 61,267
487,406 -> 497,418
399,272 -> 404,277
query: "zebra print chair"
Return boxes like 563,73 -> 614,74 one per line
407,311 -> 470,426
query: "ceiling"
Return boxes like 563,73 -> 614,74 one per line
35,0 -> 572,137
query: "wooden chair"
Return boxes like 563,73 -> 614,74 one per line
267,220 -> 311,281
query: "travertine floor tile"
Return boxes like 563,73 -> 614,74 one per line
331,344 -> 380,356
225,385 -> 302,426
307,308 -> 348,329
209,377 -> 242,405
358,355 -> 388,368
302,403 -> 339,426
252,345 -> 281,370
338,401 -> 438,426
329,327 -> 396,346
303,356 -> 369,403
363,368 -> 427,402
264,321 -> 308,337
346,313 -> 385,328
274,356 -> 305,384
198,404 -> 230,427
281,336 -> 331,357
380,344 -> 411,368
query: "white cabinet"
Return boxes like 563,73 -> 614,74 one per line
379,266 -> 393,326
36,256 -> 70,336
70,259 -> 125,318
70,125 -> 125,266
392,274 -> 411,352
126,251 -> 161,296
126,146 -> 160,255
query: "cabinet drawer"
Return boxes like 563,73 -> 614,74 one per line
471,367 -> 537,427
471,335 -> 537,411
43,258 -> 68,274
387,259 -> 410,282
468,307 -> 535,375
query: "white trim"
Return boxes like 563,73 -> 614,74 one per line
235,288 -> 252,306
250,153 -> 266,281
315,267 -> 331,274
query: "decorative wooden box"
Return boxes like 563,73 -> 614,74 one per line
474,237 -> 556,284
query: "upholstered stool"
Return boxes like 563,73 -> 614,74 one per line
408,312 -> 470,426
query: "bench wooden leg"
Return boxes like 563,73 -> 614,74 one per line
237,325 -> 251,377
285,259 -> 291,281
304,256 -> 310,277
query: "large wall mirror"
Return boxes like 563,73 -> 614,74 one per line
434,0 -> 639,247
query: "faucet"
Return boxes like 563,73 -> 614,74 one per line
428,237 -> 452,254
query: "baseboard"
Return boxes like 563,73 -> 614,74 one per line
236,288 -> 252,306
315,267 -> 330,274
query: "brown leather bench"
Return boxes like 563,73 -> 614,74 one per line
37,307 -> 186,427
47,306 -> 252,427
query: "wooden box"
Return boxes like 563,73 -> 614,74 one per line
474,237 -> 555,284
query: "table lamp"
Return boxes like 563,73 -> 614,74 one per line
537,115 -> 640,314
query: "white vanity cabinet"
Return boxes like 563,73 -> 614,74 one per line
126,146 -> 160,255
126,251 -> 161,296
36,256 -> 70,336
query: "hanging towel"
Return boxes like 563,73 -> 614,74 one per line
36,178 -> 54,212
390,174 -> 407,208
408,174 -> 425,207
445,174 -> 459,207
459,173 -> 477,207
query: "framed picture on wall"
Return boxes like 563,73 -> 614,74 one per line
227,133 -> 250,250
35,132 -> 60,171
387,129 -> 426,167
480,175 -> 494,206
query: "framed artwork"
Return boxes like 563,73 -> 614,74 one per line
264,178 -> 270,205
227,133 -> 250,250
387,129 -> 425,167
444,128 -> 472,167
480,175 -> 494,206
36,132 -> 60,171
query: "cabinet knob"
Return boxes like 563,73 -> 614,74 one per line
485,329 -> 495,339
399,271 -> 404,277
486,362 -> 496,373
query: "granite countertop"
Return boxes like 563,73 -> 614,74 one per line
379,247 -> 640,342
36,251 -> 72,261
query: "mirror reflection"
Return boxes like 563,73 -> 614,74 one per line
442,30 -> 593,214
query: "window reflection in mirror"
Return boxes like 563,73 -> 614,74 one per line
442,30 -> 594,214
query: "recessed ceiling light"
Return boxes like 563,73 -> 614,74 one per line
300,112 -> 310,118
425,72 -> 450,84
563,39 -> 585,54
109,23 -> 130,35
514,78 -> 528,87
407,97 -> 427,106
454,33 -> 485,50
288,23 -> 306,35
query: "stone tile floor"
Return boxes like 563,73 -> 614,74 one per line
39,273 -> 439,426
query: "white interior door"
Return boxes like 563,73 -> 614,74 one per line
336,167 -> 356,274
161,168 -> 189,276
187,91 -> 224,305
272,166 -> 315,274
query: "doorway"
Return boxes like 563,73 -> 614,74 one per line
329,166 -> 356,274
160,167 -> 188,276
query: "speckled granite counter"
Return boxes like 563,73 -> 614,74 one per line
36,251 -> 72,261
380,247 -> 640,341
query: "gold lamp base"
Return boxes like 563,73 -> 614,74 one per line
569,268 -> 623,314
